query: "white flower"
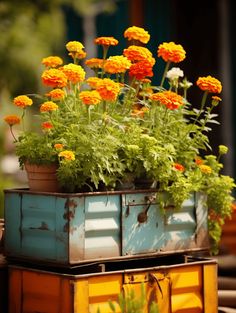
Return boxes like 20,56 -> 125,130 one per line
166,67 -> 184,80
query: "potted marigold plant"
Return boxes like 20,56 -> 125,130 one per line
4,25 -> 235,252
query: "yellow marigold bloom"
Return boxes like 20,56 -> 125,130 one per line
41,56 -> 63,68
66,41 -> 84,52
59,150 -> 75,161
123,45 -> 155,65
46,88 -> 65,100
79,90 -> 102,105
40,101 -> 58,113
69,50 -> 87,60
4,115 -> 21,126
219,145 -> 228,155
150,91 -> 183,110
94,37 -> 119,46
42,68 -> 67,88
199,164 -> 212,174
196,76 -> 222,94
104,55 -> 131,74
96,78 -> 121,102
86,77 -> 102,89
124,26 -> 150,44
61,63 -> 86,84
85,58 -> 104,69
157,42 -> 186,63
54,143 -> 64,150
13,95 -> 33,108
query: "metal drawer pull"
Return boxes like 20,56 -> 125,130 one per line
137,195 -> 156,223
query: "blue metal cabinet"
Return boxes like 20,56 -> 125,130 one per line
4,189 -> 209,266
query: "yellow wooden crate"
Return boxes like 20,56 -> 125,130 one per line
8,255 -> 217,313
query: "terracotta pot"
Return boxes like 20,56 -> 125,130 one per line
24,162 -> 60,192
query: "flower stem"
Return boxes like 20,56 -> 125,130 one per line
160,61 -> 171,87
10,126 -> 18,142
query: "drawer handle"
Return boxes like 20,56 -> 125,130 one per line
137,195 -> 156,223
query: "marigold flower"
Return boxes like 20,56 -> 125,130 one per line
54,143 -> 64,150
124,26 -> 150,44
231,202 -> 236,211
85,58 -> 104,69
40,101 -> 58,112
131,107 -> 149,118
59,150 -> 75,161
66,41 -> 84,52
41,56 -> 63,68
41,121 -> 53,130
195,157 -> 203,165
41,68 -> 67,88
86,77 -> 102,89
96,78 -> 121,102
46,89 -> 65,100
211,95 -> 222,106
4,115 -> 21,126
69,50 -> 87,60
79,90 -> 102,105
13,95 -> 33,108
150,91 -> 183,110
104,56 -> 131,74
129,60 -> 153,80
196,76 -> 222,94
61,63 -> 86,84
94,37 -> 119,46
219,145 -> 228,155
123,45 -> 155,65
157,42 -> 186,63
199,164 -> 212,174
173,163 -> 185,172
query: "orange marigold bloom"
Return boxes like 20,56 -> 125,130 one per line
86,77 -> 102,89
46,88 -> 65,100
41,68 -> 67,88
59,150 -> 75,161
195,157 -> 203,165
150,91 -> 183,110
124,26 -> 150,44
123,45 -> 155,65
199,164 -> 212,174
173,163 -> 185,172
94,37 -> 119,46
85,58 -> 104,69
54,143 -> 64,150
41,56 -> 63,68
13,95 -> 33,108
41,121 -> 53,130
131,107 -> 149,118
40,101 -> 58,113
196,76 -> 222,94
79,90 -> 102,105
96,78 -> 121,102
129,60 -> 153,80
61,63 -> 86,84
231,202 -> 236,211
4,115 -> 21,126
104,55 -> 131,74
157,42 -> 186,63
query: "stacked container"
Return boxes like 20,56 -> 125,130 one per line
4,188 -> 218,312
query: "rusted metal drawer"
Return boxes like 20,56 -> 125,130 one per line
4,189 -> 209,266
8,255 -> 217,313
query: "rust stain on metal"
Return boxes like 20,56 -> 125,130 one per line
63,198 -> 78,233
65,198 -> 77,210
